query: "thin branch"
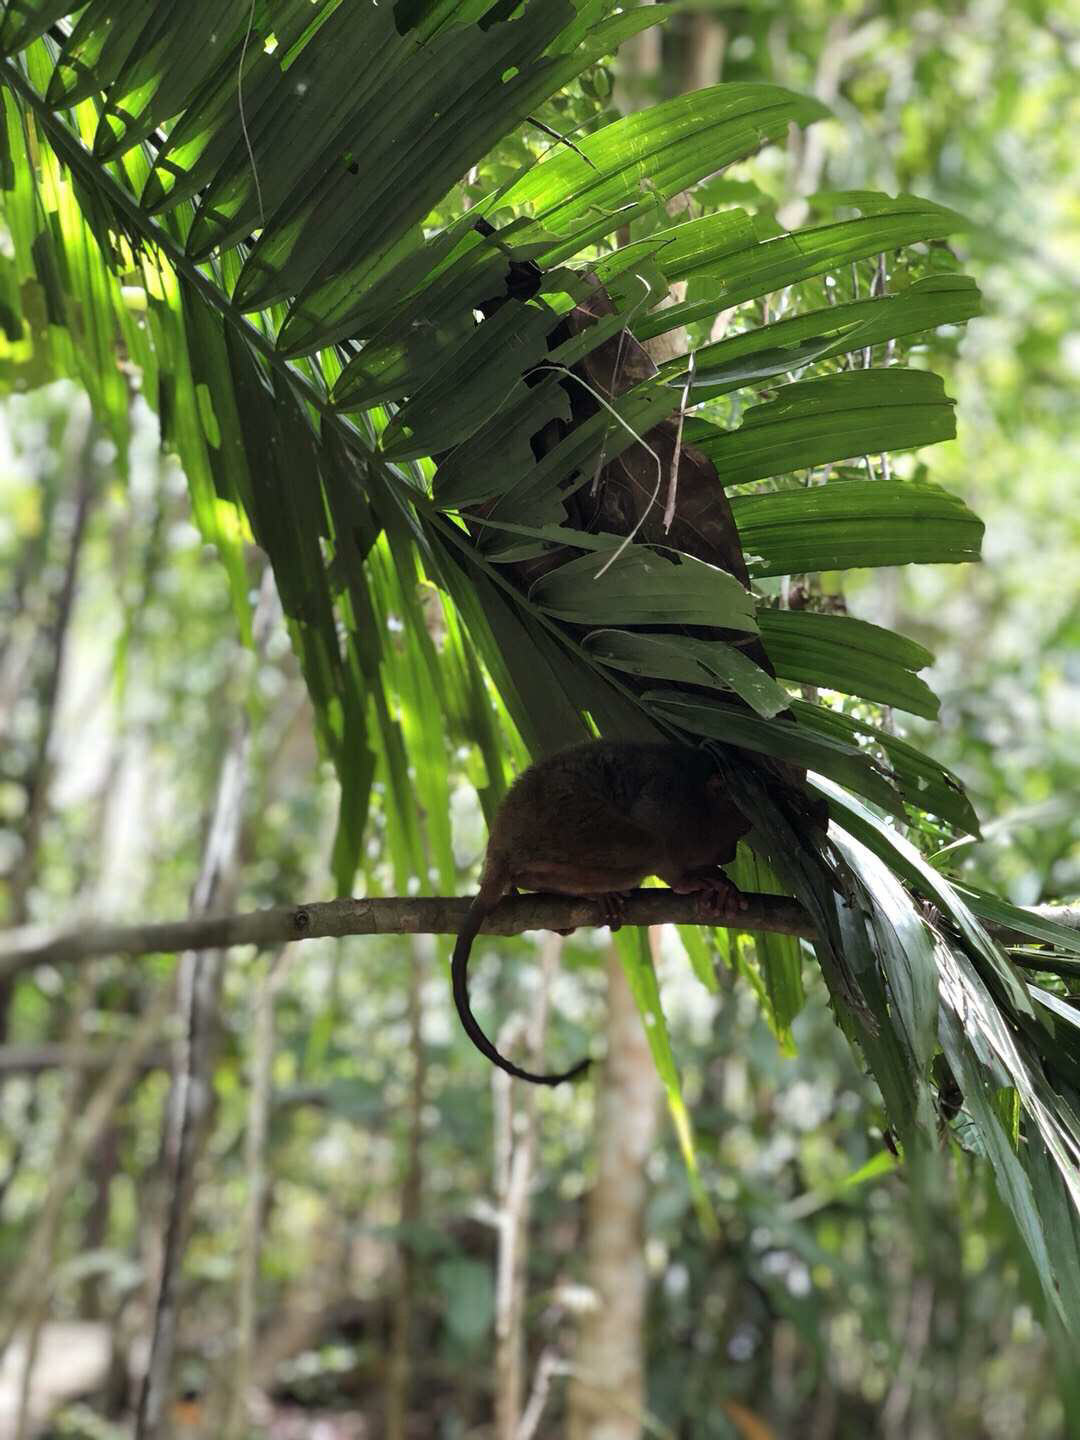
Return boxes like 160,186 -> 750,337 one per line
0,981 -> 176,1358
1,891 -> 817,975
0,1043 -> 170,1075
3,895 -> 1076,977
518,1349 -> 570,1440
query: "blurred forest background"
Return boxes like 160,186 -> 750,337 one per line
1,1 -> 1078,1437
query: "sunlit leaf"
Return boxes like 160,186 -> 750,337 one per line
686,369 -> 956,487
732,478 -> 983,578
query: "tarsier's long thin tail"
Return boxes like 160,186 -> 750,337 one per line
451,881 -> 590,1087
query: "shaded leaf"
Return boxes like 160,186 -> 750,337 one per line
645,690 -> 903,815
789,699 -> 981,835
816,777 -> 1035,1020
584,627 -> 789,718
531,542 -> 758,629
486,83 -> 829,260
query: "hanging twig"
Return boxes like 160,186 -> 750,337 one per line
663,348 -> 696,531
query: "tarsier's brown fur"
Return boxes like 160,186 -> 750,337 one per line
452,740 -> 752,1085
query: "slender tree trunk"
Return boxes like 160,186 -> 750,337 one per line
223,948 -> 289,1440
385,935 -> 429,1440
491,935 -> 558,1439
566,942 -> 661,1440
680,12 -> 726,92
614,2 -> 661,114
0,404 -> 97,1222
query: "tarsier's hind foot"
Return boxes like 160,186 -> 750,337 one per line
669,866 -> 749,920
598,891 -> 630,930
555,889 -> 628,935
701,880 -> 747,921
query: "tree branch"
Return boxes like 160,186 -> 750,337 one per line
0,1044 -> 171,1075
2,892 -> 814,974
3,895 -> 1076,978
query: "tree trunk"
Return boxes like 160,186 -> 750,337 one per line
385,935 -> 429,1440
566,942 -> 660,1440
679,12 -> 726,93
491,934 -> 558,1439
223,948 -> 289,1440
614,2 -> 661,114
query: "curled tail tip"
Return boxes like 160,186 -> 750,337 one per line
525,1054 -> 591,1087
453,891 -> 591,1087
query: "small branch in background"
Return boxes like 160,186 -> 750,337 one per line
0,1043 -> 171,1075
518,1349 -> 572,1440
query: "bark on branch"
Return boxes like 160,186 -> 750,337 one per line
3,896 -> 1075,977
2,892 -> 816,974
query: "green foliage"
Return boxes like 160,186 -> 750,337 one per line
0,0 -> 1078,1370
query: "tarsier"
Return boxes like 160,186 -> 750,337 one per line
452,740 -> 752,1085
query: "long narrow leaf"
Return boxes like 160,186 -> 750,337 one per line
732,478 -> 983,577
686,369 -> 956,488
759,609 -> 939,719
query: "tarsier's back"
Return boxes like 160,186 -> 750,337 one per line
488,740 -> 750,884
